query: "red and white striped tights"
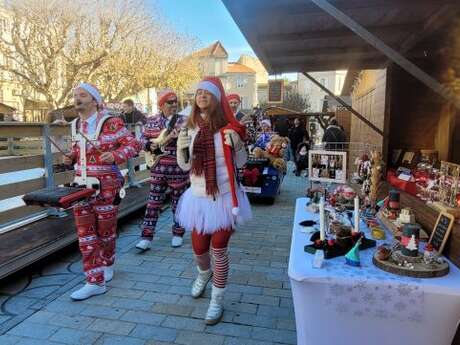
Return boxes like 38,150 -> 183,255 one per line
192,229 -> 233,289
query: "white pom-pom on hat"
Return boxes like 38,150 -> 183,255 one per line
232,207 -> 240,216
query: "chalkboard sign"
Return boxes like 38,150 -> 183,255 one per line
268,80 -> 284,103
428,212 -> 455,254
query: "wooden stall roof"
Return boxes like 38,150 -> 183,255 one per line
222,0 -> 459,73
264,106 -> 303,116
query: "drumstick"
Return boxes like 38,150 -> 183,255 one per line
45,135 -> 72,158
77,130 -> 104,154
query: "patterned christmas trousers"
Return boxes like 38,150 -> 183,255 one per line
141,156 -> 190,240
73,172 -> 120,285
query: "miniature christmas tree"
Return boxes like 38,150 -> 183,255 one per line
345,239 -> 361,267
406,235 -> 418,251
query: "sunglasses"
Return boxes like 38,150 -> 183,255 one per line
165,100 -> 178,105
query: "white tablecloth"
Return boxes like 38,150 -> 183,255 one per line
289,198 -> 460,345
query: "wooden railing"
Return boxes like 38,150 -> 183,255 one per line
0,122 -> 148,228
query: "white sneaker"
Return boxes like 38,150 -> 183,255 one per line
104,266 -> 114,282
171,236 -> 183,248
205,286 -> 225,325
191,267 -> 212,298
70,283 -> 106,301
136,239 -> 152,251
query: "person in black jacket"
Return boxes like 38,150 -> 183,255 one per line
295,141 -> 310,176
289,118 -> 308,168
273,116 -> 290,137
121,99 -> 146,125
322,118 -> 347,150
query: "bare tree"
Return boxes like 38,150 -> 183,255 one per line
0,0 -> 200,118
260,91 -> 310,113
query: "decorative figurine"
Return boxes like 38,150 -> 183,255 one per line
369,151 -> 384,208
423,243 -> 437,264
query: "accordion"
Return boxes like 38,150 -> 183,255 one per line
23,186 -> 96,208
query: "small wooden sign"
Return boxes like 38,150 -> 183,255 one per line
428,212 -> 455,254
268,80 -> 284,103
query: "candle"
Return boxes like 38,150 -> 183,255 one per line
319,197 -> 325,241
354,196 -> 360,233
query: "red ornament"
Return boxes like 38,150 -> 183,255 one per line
328,239 -> 335,246
315,239 -> 323,246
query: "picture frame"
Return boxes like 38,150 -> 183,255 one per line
402,151 -> 416,166
308,150 -> 347,184
428,212 -> 455,254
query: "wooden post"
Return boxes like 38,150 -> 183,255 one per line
42,125 -> 55,188
310,0 -> 460,110
7,137 -> 14,155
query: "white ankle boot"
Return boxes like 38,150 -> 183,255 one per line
191,267 -> 212,298
171,236 -> 183,248
205,286 -> 225,325
70,283 -> 106,301
136,239 -> 152,251
104,266 -> 114,282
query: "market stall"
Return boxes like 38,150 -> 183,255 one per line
289,198 -> 460,345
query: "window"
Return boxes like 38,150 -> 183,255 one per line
320,78 -> 327,87
12,89 -> 21,96
236,78 -> 245,88
240,96 -> 245,109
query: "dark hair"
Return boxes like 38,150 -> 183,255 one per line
330,119 -> 338,126
187,94 -> 228,134
123,99 -> 134,107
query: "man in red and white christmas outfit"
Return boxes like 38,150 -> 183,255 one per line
135,90 -> 190,250
64,83 -> 141,300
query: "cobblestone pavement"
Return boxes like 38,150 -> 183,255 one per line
0,167 -> 307,345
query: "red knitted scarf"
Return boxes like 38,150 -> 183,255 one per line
191,117 -> 218,197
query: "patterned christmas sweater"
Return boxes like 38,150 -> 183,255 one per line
70,115 -> 141,178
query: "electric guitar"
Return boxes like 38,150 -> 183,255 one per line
144,114 -> 179,168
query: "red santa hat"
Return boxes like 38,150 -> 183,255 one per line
226,93 -> 241,103
196,77 -> 247,216
158,89 -> 177,107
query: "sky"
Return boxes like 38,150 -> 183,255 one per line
149,0 -> 255,61
147,0 -> 296,80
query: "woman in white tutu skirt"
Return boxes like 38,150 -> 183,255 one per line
176,76 -> 252,325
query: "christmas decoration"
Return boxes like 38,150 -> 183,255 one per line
345,239 -> 362,267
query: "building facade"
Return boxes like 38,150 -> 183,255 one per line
185,41 -> 268,111
296,70 -> 347,112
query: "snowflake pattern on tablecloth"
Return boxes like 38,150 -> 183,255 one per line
322,222 -> 425,323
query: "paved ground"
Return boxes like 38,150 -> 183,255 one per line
0,167 -> 307,345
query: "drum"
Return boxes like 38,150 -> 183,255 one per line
23,186 -> 96,208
